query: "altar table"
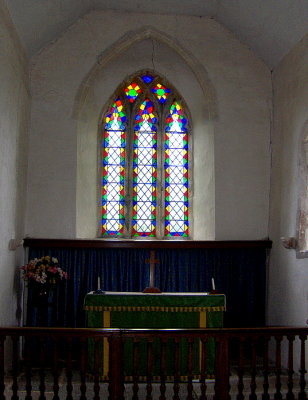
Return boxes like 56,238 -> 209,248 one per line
84,292 -> 225,380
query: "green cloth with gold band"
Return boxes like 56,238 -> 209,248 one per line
84,292 -> 225,381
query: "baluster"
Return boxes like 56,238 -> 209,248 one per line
65,337 -> 73,400
146,339 -> 153,400
25,337 -> 33,400
262,336 -> 270,400
249,336 -> 257,400
237,337 -> 245,400
52,337 -> 60,400
159,337 -> 167,400
0,335 -> 6,400
79,337 -> 87,400
93,337 -> 100,400
298,334 -> 307,400
38,337 -> 46,400
173,337 -> 180,400
286,335 -> 295,400
274,335 -> 283,400
132,338 -> 139,400
186,338 -> 194,400
199,337 -> 207,400
11,335 -> 19,400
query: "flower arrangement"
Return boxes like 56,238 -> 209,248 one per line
21,256 -> 68,285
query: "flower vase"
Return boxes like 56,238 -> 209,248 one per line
30,283 -> 52,326
31,283 -> 48,305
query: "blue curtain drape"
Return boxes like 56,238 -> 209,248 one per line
26,246 -> 267,328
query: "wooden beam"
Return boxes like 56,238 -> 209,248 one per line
23,238 -> 272,249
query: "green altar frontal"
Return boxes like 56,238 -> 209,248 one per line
84,292 -> 225,380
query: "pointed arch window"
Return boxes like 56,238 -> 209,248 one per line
100,72 -> 190,239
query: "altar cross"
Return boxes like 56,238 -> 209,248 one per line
143,250 -> 161,293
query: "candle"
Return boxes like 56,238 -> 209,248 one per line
98,277 -> 100,290
211,277 -> 215,291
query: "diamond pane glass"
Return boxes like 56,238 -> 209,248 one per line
135,166 -> 153,183
132,99 -> 157,237
102,99 -> 126,236
165,101 -> 189,237
168,201 -> 185,220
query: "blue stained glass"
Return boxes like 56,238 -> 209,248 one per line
142,75 -> 154,84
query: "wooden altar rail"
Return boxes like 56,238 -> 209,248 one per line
0,326 -> 306,400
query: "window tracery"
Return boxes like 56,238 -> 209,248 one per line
100,72 -> 190,239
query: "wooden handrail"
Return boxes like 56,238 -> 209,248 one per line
0,326 -> 306,400
0,325 -> 307,337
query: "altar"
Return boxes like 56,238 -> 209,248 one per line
84,292 -> 225,380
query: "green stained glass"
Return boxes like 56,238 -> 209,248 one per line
152,83 -> 171,103
100,74 -> 190,239
105,98 -> 126,130
102,99 -> 126,236
125,82 -> 141,103
164,101 -> 189,237
166,101 -> 187,133
132,99 -> 157,237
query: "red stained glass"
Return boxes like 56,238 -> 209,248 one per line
100,74 -> 189,239
101,99 -> 126,236
164,101 -> 189,237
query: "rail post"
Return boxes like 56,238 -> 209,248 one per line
215,334 -> 230,400
108,331 -> 124,400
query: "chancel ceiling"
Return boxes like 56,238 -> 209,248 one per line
4,0 -> 308,67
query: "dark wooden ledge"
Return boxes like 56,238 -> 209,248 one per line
23,238 -> 272,249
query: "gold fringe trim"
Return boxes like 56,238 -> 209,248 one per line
86,373 -> 216,382
84,305 -> 225,312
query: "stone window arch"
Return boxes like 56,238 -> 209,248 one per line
99,71 -> 191,239
75,28 -> 216,240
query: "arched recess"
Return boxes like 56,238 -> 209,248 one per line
74,26 -> 218,239
73,26 -> 217,122
297,120 -> 308,256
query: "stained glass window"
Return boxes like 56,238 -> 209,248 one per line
132,99 -> 157,237
101,98 -> 126,236
152,83 -> 171,103
100,73 -> 190,239
165,101 -> 189,237
125,82 -> 141,103
142,75 -> 154,84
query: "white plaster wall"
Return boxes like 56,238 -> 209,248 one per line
0,0 -> 30,326
26,10 -> 271,240
76,36 -> 216,239
268,35 -> 308,367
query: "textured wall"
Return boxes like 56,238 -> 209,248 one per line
26,10 -> 272,239
269,34 -> 308,367
269,35 -> 308,323
75,33 -> 216,239
0,0 -> 30,326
